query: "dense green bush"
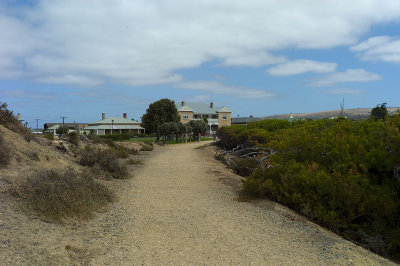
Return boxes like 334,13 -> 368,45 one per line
232,157 -> 259,177
56,125 -> 69,136
218,117 -> 400,259
68,131 -> 79,146
12,167 -> 114,223
99,133 -> 131,141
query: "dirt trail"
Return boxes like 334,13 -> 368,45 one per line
0,142 -> 395,265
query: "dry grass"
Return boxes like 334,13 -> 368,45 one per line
79,145 -> 129,179
0,133 -> 13,167
11,167 -> 114,223
0,102 -> 34,142
140,143 -> 153,151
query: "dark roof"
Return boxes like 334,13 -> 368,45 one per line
231,117 -> 263,124
44,123 -> 87,129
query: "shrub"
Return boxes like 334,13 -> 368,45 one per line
56,125 -> 69,136
28,152 -> 40,161
99,133 -> 131,141
232,157 -> 259,177
12,167 -> 114,223
79,145 -> 98,167
127,159 -> 142,165
233,117 -> 400,260
140,143 -> 153,151
0,102 -> 34,141
96,149 -> 129,179
87,134 -> 103,143
78,145 -> 129,179
115,145 -> 129,158
43,133 -> 54,141
68,132 -> 79,146
0,134 -> 12,167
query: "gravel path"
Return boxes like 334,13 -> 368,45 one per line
0,142 -> 395,265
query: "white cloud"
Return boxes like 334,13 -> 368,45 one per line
351,36 -> 400,63
37,75 -> 104,87
309,69 -> 382,87
174,81 -> 274,99
324,88 -> 364,95
266,60 -> 337,76
221,52 -> 286,67
0,1 -> 399,86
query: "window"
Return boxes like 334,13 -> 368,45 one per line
183,114 -> 188,120
223,114 -> 227,120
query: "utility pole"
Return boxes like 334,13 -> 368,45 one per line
61,116 -> 67,136
35,119 -> 40,133
340,98 -> 345,116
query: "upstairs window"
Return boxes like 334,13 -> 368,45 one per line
223,114 -> 227,120
183,114 -> 188,120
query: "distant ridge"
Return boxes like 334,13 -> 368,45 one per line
263,107 -> 400,120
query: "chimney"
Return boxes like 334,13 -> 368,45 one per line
181,101 -> 185,106
123,113 -> 127,119
102,113 -> 105,120
210,102 -> 214,108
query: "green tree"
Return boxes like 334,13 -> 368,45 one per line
141,99 -> 180,134
189,120 -> 208,141
371,103 -> 388,121
56,125 -> 69,135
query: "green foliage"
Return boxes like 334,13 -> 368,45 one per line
371,103 -> 388,121
189,120 -> 208,140
232,158 -> 259,177
12,167 -> 114,223
68,131 -> 79,146
56,125 -> 69,135
141,99 -> 180,133
0,101 -> 34,142
219,117 -> 400,259
99,133 -> 131,141
0,133 -> 12,167
43,132 -> 54,141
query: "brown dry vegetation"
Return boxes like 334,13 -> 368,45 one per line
0,118 -> 150,224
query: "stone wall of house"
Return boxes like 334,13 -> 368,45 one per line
218,112 -> 231,127
179,111 -> 193,123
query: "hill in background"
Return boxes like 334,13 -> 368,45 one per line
263,107 -> 400,120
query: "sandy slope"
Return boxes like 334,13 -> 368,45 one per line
0,140 -> 395,265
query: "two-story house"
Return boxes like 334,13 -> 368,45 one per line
176,101 -> 232,134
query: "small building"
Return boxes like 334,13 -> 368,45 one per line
86,113 -> 145,136
176,101 -> 232,134
44,123 -> 89,135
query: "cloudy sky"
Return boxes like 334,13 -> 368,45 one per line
0,0 -> 399,128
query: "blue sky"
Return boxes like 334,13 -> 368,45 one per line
0,0 -> 400,129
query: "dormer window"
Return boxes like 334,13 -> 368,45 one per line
223,114 -> 227,120
183,114 -> 188,120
